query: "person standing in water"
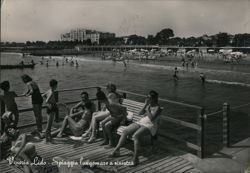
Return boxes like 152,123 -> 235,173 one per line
200,73 -> 206,85
173,67 -> 179,81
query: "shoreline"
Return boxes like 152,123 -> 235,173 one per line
42,54 -> 250,87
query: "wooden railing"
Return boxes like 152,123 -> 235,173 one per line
206,102 -> 250,148
1,86 -> 206,158
111,88 -> 206,158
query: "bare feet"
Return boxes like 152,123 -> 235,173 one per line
108,150 -> 120,157
87,136 -> 96,143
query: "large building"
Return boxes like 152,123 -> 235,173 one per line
61,29 -> 115,44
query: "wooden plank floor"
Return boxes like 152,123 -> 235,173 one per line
0,136 -> 198,173
1,102 -> 201,173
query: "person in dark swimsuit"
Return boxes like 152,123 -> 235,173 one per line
173,67 -> 179,81
200,73 -> 206,85
0,81 -> 19,128
21,75 -> 43,137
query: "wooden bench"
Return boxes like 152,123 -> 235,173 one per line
116,99 -> 163,147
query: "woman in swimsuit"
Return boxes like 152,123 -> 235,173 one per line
109,90 -> 161,166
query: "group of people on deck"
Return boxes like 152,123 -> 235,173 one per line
0,77 -> 161,172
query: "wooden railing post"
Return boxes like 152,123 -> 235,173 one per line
54,91 -> 59,121
197,108 -> 205,158
122,92 -> 127,99
0,100 -> 5,135
222,102 -> 230,147
0,100 -> 5,161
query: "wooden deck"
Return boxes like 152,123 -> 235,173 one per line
0,99 -> 202,173
0,135 -> 201,173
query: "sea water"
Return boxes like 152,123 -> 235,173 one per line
1,52 -> 249,155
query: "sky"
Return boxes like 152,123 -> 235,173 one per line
1,0 -> 250,42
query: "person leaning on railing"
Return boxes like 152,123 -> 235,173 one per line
21,74 -> 43,137
109,90 -> 161,166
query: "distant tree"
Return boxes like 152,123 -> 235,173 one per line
127,35 -> 147,45
184,37 -> 197,46
147,35 -> 156,45
168,37 -> 182,46
216,32 -> 230,47
155,28 -> 174,45
86,39 -> 92,45
232,33 -> 250,47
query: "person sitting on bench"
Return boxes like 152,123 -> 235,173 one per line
109,90 -> 161,166
82,83 -> 121,143
56,101 -> 94,138
100,95 -> 127,148
70,91 -> 95,115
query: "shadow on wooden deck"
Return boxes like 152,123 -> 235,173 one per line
0,135 -> 198,173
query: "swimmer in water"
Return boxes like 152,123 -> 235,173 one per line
200,73 -> 206,85
173,67 -> 179,81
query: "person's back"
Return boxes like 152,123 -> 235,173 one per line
0,81 -> 18,111
2,91 -> 18,111
107,92 -> 120,104
108,103 -> 127,119
29,81 -> 43,104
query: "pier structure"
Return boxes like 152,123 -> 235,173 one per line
0,86 -> 249,173
75,45 -> 250,53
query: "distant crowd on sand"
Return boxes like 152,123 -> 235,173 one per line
39,56 -> 79,68
0,77 -> 161,172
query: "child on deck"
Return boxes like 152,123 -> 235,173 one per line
42,79 -> 58,143
0,81 -> 19,128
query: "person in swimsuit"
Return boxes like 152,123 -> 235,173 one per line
0,113 -> 41,173
8,128 -> 43,173
200,73 -> 206,85
42,79 -> 58,143
0,81 -> 19,128
70,91 -> 94,115
21,75 -> 43,136
173,67 -> 179,81
83,83 -> 121,143
100,96 -> 127,148
109,90 -> 161,166
56,101 -> 94,137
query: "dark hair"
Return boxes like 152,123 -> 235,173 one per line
84,101 -> 92,109
5,126 -> 19,141
21,74 -> 33,83
96,91 -> 107,101
106,83 -> 116,92
0,81 -> 10,91
149,90 -> 159,103
49,79 -> 58,87
81,91 -> 89,98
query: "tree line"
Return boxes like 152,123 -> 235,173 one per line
1,28 -> 250,48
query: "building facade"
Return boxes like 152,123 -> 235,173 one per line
61,29 -> 115,44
